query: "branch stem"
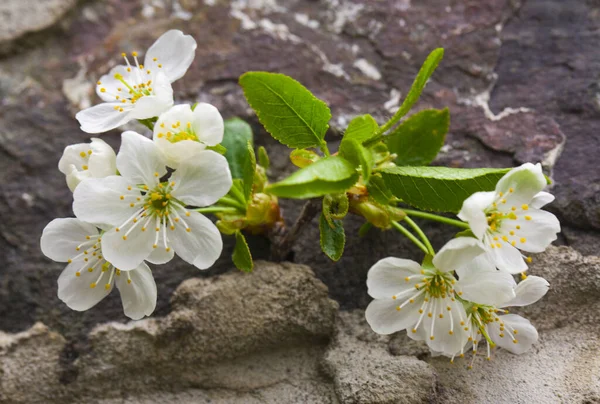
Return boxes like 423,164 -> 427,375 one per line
402,209 -> 469,229
403,216 -> 435,255
391,221 -> 429,255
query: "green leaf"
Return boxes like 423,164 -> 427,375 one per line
257,146 -> 270,169
367,175 -> 395,205
381,166 -> 511,213
385,108 -> 449,166
380,48 -> 444,133
242,141 -> 256,201
323,193 -> 349,226
319,212 -> 345,261
222,118 -> 254,179
339,139 -> 373,184
290,149 -> 320,168
343,114 -> 379,144
267,156 -> 359,199
239,72 -> 331,149
232,231 -> 253,272
206,144 -> 227,155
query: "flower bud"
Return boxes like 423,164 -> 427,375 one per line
58,138 -> 116,192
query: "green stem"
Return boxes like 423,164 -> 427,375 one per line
402,209 -> 469,229
320,141 -> 331,157
363,134 -> 383,148
218,196 -> 246,212
229,184 -> 247,204
138,118 -> 156,131
391,221 -> 429,255
403,216 -> 435,255
194,207 -> 239,214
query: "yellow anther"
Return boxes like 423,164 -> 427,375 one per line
499,192 -> 504,197
132,51 -> 138,57
166,247 -> 171,252
396,306 -> 401,311
513,339 -> 518,344
439,314 -> 444,319
154,172 -> 159,177
516,225 -> 521,229
158,133 -> 164,138
509,187 -> 514,192
120,195 -> 125,200
158,64 -> 162,68
448,330 -> 453,335
122,235 -> 127,240
526,256 -> 533,263
427,312 -> 432,318
501,199 -> 507,204
392,295 -> 397,300
127,279 -> 132,284
127,67 -> 132,72
493,236 -> 499,241
409,299 -> 415,304
447,306 -> 451,311
525,215 -> 532,221
520,238 -> 526,243
186,228 -> 191,232
115,228 -> 120,232
82,165 -> 89,170
511,206 -> 516,211
152,244 -> 157,249
522,204 -> 529,210
90,283 -> 97,289
511,241 -> 516,246
510,231 -> 515,236
430,336 -> 435,340
185,212 -> 190,217
147,70 -> 151,74
80,151 -> 87,158
404,277 -> 410,282
105,284 -> 111,290
140,64 -> 144,69
502,236 -> 508,242
153,57 -> 157,61
75,271 -> 81,277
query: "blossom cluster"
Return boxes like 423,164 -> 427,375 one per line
41,31 -> 232,319
365,163 -> 560,366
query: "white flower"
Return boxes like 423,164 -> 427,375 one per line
40,218 -> 157,320
458,163 -> 561,273
58,138 -> 117,191
72,131 -> 232,271
365,237 -> 516,356
460,273 -> 549,367
76,30 -> 197,134
153,104 -> 224,167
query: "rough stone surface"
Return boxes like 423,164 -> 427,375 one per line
0,0 -> 76,53
0,261 -> 339,404
322,311 -> 437,404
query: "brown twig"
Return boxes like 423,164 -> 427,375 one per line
270,199 -> 321,261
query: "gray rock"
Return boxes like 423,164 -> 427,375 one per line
0,261 -> 339,403
322,311 -> 437,404
0,0 -> 76,52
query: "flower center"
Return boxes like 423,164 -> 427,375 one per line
156,121 -> 199,144
115,179 -> 194,251
76,149 -> 92,170
417,270 -> 456,298
96,52 -> 164,113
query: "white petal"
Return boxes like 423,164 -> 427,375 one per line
128,91 -> 174,120
144,30 -> 197,82
41,218 -> 99,262
366,257 -> 422,299
495,163 -> 547,208
76,103 -> 134,134
101,225 -> 155,271
432,237 -> 486,273
73,176 -> 139,227
502,276 -> 549,307
58,143 -> 90,174
457,191 -> 495,239
155,138 -> 208,168
58,257 -> 113,311
170,151 -> 232,207
169,211 -> 222,269
421,297 -> 469,356
365,298 -> 422,335
146,233 -> 175,265
508,209 -> 560,253
192,103 -> 224,146
454,252 -> 497,279
116,262 -> 157,320
65,166 -> 91,192
530,191 -> 555,209
490,314 -> 538,355
117,131 -> 167,186
88,138 -> 117,177
95,65 -> 133,102
488,242 -> 527,273
456,270 -> 516,306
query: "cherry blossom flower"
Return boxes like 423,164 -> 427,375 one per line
153,104 -> 224,167
73,131 -> 232,271
458,163 -> 560,273
460,274 -> 549,367
58,138 -> 116,191
365,237 -> 515,356
76,30 -> 197,134
40,218 -> 157,320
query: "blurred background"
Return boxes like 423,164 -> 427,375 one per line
1,0 -> 599,363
